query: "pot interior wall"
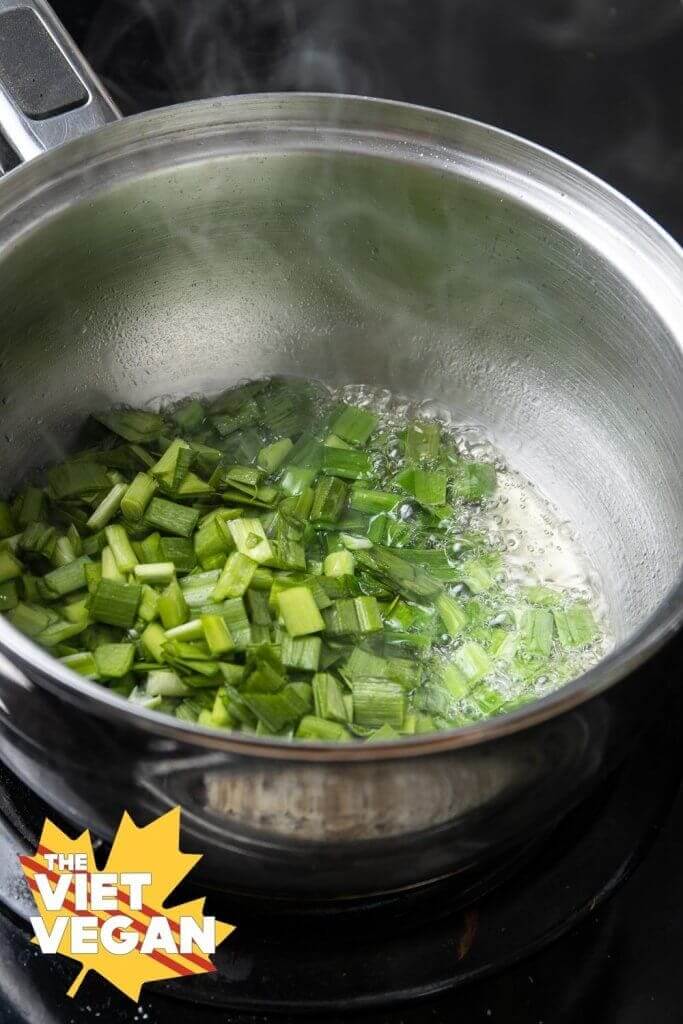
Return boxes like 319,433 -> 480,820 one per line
0,137 -> 680,642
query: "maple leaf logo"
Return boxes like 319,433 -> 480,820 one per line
19,807 -> 235,1001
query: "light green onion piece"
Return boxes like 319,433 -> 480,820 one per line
312,673 -> 348,722
323,550 -> 355,578
147,669 -> 191,697
226,518 -> 274,564
86,483 -> 127,531
121,473 -> 157,521
352,678 -> 406,729
295,715 -> 349,741
105,524 -> 139,575
201,614 -> 234,656
60,651 -> 99,677
134,562 -> 176,586
212,552 -> 258,601
94,643 -> 135,678
277,586 -> 325,637
158,579 -> 189,630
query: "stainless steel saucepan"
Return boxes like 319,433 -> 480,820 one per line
0,0 -> 680,904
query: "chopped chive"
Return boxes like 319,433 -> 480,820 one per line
138,584 -> 160,623
15,487 -> 46,528
165,618 -> 204,641
450,461 -> 497,502
95,409 -> 163,443
101,546 -> 123,582
454,641 -> 492,684
151,438 -> 193,492
411,469 -> 447,507
138,531 -> 164,563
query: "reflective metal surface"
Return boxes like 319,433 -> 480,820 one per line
0,0 -> 119,166
0,84 -> 680,898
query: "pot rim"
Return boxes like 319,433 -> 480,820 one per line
0,91 -> 681,762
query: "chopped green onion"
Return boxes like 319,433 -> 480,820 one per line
133,562 -> 176,586
201,615 -> 234,656
86,483 -> 127,531
42,556 -> 90,597
352,678 -> 406,729
323,550 -> 355,577
226,518 -> 273,564
330,404 -> 378,446
158,579 -> 189,629
121,473 -> 157,521
258,438 -> 294,474
312,673 -> 349,722
321,447 -> 372,481
94,643 -> 135,678
554,603 -> 598,648
145,498 -> 200,538
91,580 -> 141,628
212,552 -> 258,601
104,524 -> 139,575
277,586 -> 325,637
282,634 -> 322,672
311,477 -> 348,528
295,715 -> 349,741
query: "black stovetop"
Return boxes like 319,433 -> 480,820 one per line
1,2 -> 682,1021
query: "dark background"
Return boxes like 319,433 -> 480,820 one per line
50,0 -> 683,240
1,2 -> 682,1022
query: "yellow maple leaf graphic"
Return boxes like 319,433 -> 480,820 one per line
19,807 -> 235,1001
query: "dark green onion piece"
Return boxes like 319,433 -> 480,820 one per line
91,579 -> 142,628
145,498 -> 200,538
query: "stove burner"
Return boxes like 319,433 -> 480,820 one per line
0,712 -> 679,1014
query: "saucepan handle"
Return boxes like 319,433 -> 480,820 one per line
0,0 -> 120,173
